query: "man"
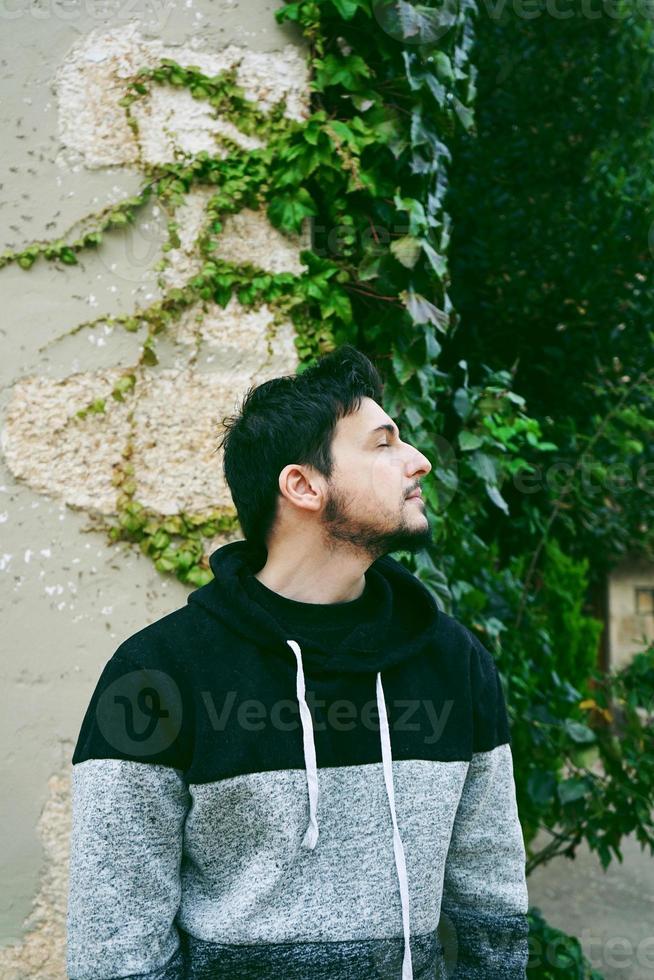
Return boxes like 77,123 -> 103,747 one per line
67,344 -> 529,979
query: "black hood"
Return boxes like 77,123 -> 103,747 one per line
187,538 -> 441,675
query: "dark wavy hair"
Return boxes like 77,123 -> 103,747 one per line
217,344 -> 384,550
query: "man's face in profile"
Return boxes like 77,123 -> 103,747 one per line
319,396 -> 434,560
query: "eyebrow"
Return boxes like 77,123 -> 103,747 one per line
368,422 -> 400,442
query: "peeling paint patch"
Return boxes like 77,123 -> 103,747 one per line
1,346 -> 297,520
212,207 -> 310,275
174,294 -> 298,368
134,85 -> 267,165
161,199 -> 310,289
54,23 -> 310,169
130,357 -> 297,515
1,370 -> 133,515
159,186 -> 216,290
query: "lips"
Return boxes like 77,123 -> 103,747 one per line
406,489 -> 422,500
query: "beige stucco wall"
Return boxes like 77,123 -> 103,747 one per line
0,4 -> 306,976
608,555 -> 654,672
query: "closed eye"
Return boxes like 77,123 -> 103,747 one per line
376,443 -> 390,448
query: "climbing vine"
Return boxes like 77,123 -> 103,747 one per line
0,2 -> 555,634
5,0 -> 548,591
0,189 -> 152,271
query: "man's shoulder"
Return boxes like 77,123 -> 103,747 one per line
438,617 -> 511,750
434,608 -> 496,664
432,610 -> 506,720
111,601 -> 197,671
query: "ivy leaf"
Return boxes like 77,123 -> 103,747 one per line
267,188 -> 317,233
392,347 -> 416,384
404,405 -> 423,428
453,387 -> 471,420
358,251 -> 382,281
380,3 -> 454,45
394,193 -> 428,235
458,430 -> 483,451
558,777 -> 591,805
466,451 -> 510,513
425,73 -> 447,108
320,289 -> 353,322
421,239 -> 448,278
387,133 -> 409,159
303,114 -> 327,145
274,2 -> 302,22
401,288 -> 449,331
357,168 -> 382,195
390,235 -> 421,268
486,483 -> 509,515
468,451 -> 498,483
564,720 -> 597,744
452,95 -> 475,132
414,558 -> 452,606
59,247 -> 79,265
425,329 -> 441,360
328,121 -> 357,147
411,109 -> 452,165
314,54 -> 372,91
430,51 -> 454,82
141,343 -> 158,366
349,92 -> 377,112
527,769 -> 557,807
329,0 -> 364,18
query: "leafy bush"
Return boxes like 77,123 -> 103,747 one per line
527,908 -> 603,979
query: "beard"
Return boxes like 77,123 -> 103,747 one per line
319,482 -> 433,561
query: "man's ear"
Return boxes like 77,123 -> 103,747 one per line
278,463 -> 323,513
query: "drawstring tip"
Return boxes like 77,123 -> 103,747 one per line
301,823 -> 319,850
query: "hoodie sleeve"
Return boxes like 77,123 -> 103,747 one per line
66,643 -> 193,980
438,632 -> 529,978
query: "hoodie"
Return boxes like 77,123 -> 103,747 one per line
67,539 -> 529,980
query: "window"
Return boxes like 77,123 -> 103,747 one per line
635,587 -> 654,616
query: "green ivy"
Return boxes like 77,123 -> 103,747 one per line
527,907 -> 603,978
0,188 -> 153,271
106,498 -> 240,587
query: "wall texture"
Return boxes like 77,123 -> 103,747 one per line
608,555 -> 654,672
0,4 -> 306,976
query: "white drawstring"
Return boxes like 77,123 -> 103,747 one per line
285,639 -> 413,978
376,670 -> 413,980
287,639 -> 319,849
